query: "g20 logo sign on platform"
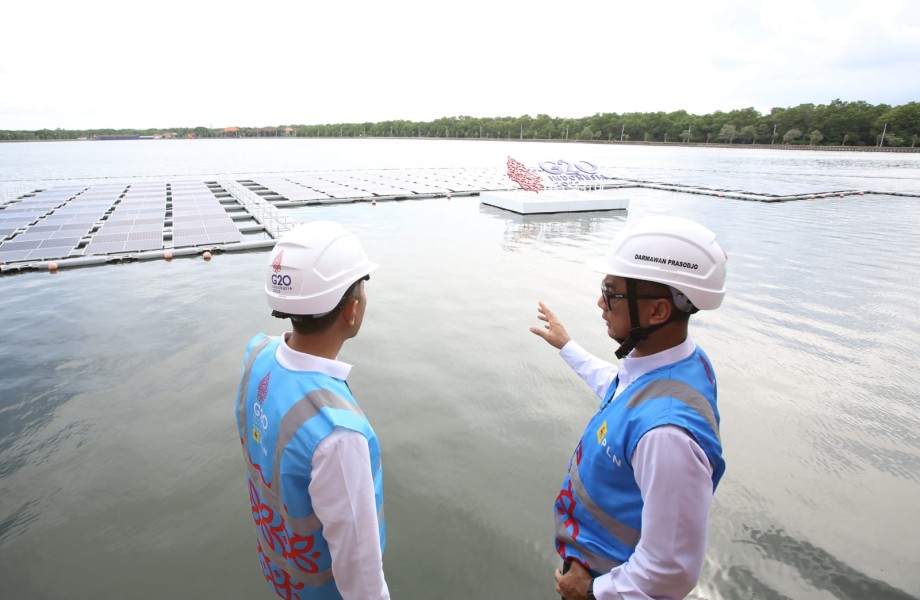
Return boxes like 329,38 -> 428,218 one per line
539,160 -> 611,189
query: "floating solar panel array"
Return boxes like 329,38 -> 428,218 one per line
0,186 -> 89,263
243,176 -> 336,203
240,168 -> 516,207
170,181 -> 243,247
82,182 -> 166,256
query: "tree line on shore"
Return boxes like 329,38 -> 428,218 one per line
2,99 -> 917,147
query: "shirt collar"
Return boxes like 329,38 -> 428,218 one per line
275,332 -> 353,380
616,336 -> 696,393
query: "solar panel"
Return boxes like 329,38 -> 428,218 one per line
0,239 -> 43,251
0,250 -> 33,262
93,232 -> 130,243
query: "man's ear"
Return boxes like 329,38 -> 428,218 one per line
648,298 -> 673,325
340,297 -> 359,326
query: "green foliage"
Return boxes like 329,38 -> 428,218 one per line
1,100 -> 917,148
783,128 -> 803,144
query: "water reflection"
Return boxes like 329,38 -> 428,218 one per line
478,203 -> 628,252
734,526 -> 917,600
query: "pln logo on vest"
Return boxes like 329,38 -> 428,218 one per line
597,420 -> 622,467
596,420 -> 608,445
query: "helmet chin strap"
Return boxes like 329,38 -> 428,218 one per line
614,279 -> 675,359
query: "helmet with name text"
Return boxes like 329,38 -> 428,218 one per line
265,221 -> 378,317
589,216 -> 727,311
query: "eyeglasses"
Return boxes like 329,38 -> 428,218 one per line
600,283 -> 670,310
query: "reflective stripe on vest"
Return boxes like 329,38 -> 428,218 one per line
568,455 -> 641,548
237,336 -> 385,590
554,519 -> 623,574
627,378 -> 721,443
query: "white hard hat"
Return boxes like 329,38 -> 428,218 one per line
590,216 -> 727,310
265,221 -> 378,316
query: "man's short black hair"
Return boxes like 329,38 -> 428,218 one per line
274,276 -> 368,334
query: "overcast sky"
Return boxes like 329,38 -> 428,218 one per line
2,0 -> 918,130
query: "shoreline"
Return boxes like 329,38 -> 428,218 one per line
1,137 -> 917,152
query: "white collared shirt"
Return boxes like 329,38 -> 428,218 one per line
559,338 -> 715,600
276,333 -> 390,600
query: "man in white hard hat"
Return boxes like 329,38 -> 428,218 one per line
531,216 -> 728,600
235,221 -> 390,600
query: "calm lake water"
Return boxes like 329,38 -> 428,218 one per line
1,139 -> 919,600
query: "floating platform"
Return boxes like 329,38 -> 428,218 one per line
479,189 -> 629,215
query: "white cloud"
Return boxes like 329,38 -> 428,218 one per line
1,0 -> 917,129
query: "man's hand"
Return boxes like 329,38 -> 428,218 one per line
554,560 -> 593,600
530,301 -> 572,350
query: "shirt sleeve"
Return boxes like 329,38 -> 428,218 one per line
593,426 -> 714,600
560,340 -> 618,400
309,428 -> 390,600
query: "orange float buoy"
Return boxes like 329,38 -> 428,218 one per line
839,193 -> 845,198
810,195 -> 816,199
203,251 -> 212,260
371,200 -> 377,206
48,262 -> 58,272
164,251 -> 173,261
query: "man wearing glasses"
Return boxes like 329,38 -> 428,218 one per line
235,221 -> 390,600
531,216 -> 728,600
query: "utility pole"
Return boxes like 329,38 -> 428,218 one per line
620,124 -> 625,141
879,123 -> 888,147
772,123 -> 777,145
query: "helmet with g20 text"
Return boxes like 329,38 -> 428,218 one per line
265,221 -> 378,317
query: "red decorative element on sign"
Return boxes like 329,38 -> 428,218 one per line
257,372 -> 270,404
507,156 -> 544,192
272,250 -> 284,273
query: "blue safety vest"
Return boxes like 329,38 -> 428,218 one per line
554,347 -> 724,573
236,334 -> 385,600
